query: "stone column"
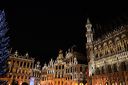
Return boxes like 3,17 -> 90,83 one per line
117,61 -> 120,72
22,62 -> 24,68
25,62 -> 28,68
29,62 -> 31,69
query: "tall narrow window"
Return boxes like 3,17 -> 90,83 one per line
80,67 -> 82,72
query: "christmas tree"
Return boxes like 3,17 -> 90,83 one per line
0,10 -> 9,84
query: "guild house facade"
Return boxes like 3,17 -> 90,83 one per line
85,18 -> 128,85
0,50 -> 41,85
41,47 -> 88,85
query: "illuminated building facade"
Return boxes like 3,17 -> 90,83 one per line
0,50 -> 40,85
32,61 -> 41,85
41,47 -> 88,85
85,18 -> 128,85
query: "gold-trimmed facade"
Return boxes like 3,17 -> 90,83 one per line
85,18 -> 128,85
40,48 -> 88,85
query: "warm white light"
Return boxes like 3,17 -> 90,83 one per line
75,83 -> 78,85
79,83 -> 84,85
20,81 -> 22,85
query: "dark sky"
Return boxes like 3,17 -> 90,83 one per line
1,1 -> 128,65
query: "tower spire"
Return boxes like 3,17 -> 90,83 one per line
87,18 -> 91,24
85,18 -> 93,43
85,18 -> 95,77
57,49 -> 64,63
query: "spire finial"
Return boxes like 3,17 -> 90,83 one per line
25,52 -> 29,56
87,18 -> 91,24
59,49 -> 63,53
44,62 -> 47,66
85,17 -> 92,29
14,50 -> 18,57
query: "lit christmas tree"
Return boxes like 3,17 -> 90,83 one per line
0,10 -> 9,84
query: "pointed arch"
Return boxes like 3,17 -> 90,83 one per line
115,37 -> 122,51
121,34 -> 128,51
96,68 -> 100,75
108,40 -> 115,54
113,63 -> 117,72
98,45 -> 102,57
120,62 -> 126,71
107,65 -> 112,73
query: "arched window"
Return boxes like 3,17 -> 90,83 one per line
120,62 -> 126,71
119,81 -> 126,85
20,62 -> 23,67
24,62 -> 26,67
80,67 -> 82,72
115,37 -> 122,51
113,64 -> 117,72
98,45 -> 102,57
96,68 -> 100,75
108,40 -> 114,54
58,81 -> 60,85
121,34 -> 128,51
107,65 -> 112,73
103,42 -> 108,55
101,66 -> 104,74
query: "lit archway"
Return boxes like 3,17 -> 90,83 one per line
75,83 -> 78,85
79,83 -> 84,85
119,81 -> 126,85
105,82 -> 108,85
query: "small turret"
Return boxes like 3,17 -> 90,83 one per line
25,52 -> 29,58
14,50 -> 18,57
86,18 -> 92,31
25,52 -> 29,57
85,18 -> 93,43
57,49 -> 64,63
85,18 -> 95,76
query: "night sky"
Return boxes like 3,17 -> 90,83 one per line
0,1 -> 128,65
